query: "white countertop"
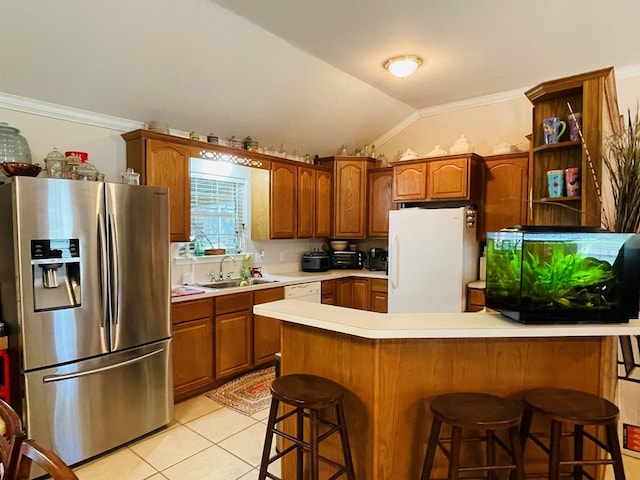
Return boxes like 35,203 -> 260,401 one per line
171,269 -> 387,302
253,299 -> 640,339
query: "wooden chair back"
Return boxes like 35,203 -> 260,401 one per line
12,439 -> 79,480
0,399 -> 25,479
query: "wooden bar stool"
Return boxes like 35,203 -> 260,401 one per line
420,392 -> 525,480
519,388 -> 626,480
258,373 -> 355,480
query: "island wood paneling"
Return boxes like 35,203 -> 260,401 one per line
279,323 -> 617,480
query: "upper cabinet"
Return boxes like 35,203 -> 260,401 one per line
482,152 -> 529,239
392,154 -> 484,203
368,167 -> 395,237
123,131 -> 192,242
525,67 -> 621,227
317,156 -> 376,239
269,161 -> 297,239
314,168 -> 332,238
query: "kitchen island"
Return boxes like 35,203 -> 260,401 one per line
254,300 -> 640,479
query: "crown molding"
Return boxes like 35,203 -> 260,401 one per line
417,88 -> 526,118
0,91 -> 141,132
615,64 -> 640,79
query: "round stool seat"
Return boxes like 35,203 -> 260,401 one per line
270,374 -> 345,410
522,388 -> 619,425
431,392 -> 522,429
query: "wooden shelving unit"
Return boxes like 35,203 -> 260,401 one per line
526,67 -> 621,227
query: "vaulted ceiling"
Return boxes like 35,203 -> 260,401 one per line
2,0 -> 639,156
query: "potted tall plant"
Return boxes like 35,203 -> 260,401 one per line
603,104 -> 640,233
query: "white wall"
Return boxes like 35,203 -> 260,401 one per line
375,69 -> 640,160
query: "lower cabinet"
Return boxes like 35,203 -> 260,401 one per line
335,277 -> 387,312
321,279 -> 336,305
370,278 -> 388,313
253,287 -> 285,365
171,298 -> 214,401
215,292 -> 253,379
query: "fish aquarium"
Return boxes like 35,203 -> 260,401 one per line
485,226 -> 640,324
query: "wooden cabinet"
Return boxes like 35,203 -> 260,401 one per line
321,279 -> 336,305
428,155 -> 482,200
253,287 -> 284,365
392,161 -> 428,202
317,156 -> 375,239
525,67 -> 620,227
482,152 -> 529,239
392,154 -> 483,203
368,168 -> 395,237
466,286 -> 485,312
315,168 -> 332,238
337,276 -> 373,309
297,166 -> 315,238
214,292 -> 253,379
122,131 -> 192,242
270,161 -> 297,239
171,298 -> 214,400
370,278 -> 388,313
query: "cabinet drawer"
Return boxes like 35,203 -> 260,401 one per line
216,292 -> 253,314
370,278 -> 388,293
467,287 -> 485,312
172,298 -> 213,325
254,287 -> 284,305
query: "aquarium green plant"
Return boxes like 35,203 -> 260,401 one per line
487,239 -> 617,310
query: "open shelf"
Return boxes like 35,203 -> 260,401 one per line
537,196 -> 582,203
532,141 -> 582,153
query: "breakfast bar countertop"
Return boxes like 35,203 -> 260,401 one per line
253,299 -> 640,339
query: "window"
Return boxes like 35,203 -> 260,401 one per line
190,173 -> 246,252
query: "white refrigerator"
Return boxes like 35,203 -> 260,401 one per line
388,207 -> 479,313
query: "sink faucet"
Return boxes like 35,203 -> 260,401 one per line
219,255 -> 236,280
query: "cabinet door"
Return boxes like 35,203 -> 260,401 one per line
270,162 -> 297,239
253,287 -> 284,365
321,279 -> 336,305
393,162 -> 428,201
172,318 -> 214,398
334,160 -> 368,238
335,278 -> 353,308
483,153 -> 529,238
351,278 -> 370,311
215,309 -> 252,378
428,158 -> 468,199
315,169 -> 332,239
171,299 -> 214,400
368,168 -> 395,237
146,139 -> 191,242
370,278 -> 388,313
297,166 -> 315,238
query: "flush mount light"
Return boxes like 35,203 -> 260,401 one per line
384,55 -> 423,78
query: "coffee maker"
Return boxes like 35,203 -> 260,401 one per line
368,248 -> 388,272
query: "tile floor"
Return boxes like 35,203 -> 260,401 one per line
72,394 -> 640,479
73,395 -> 279,480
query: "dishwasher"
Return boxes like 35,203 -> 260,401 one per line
284,281 -> 322,303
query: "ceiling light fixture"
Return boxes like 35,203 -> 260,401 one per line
384,55 -> 423,78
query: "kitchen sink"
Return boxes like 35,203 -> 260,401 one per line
196,278 -> 279,289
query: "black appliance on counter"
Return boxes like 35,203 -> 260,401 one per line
302,251 -> 330,272
368,248 -> 388,272
330,250 -> 365,270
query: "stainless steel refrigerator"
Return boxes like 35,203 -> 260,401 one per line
388,206 -> 479,313
0,177 -> 172,468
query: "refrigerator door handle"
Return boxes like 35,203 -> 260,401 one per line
42,348 -> 164,383
107,212 -> 120,328
391,233 -> 399,289
98,212 -> 109,331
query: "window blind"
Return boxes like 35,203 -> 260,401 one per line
191,174 -> 246,251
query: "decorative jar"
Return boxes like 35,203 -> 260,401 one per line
0,122 -> 32,164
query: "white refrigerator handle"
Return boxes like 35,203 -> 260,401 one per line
391,233 -> 399,289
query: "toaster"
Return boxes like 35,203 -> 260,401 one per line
301,251 -> 330,272
330,250 -> 365,269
